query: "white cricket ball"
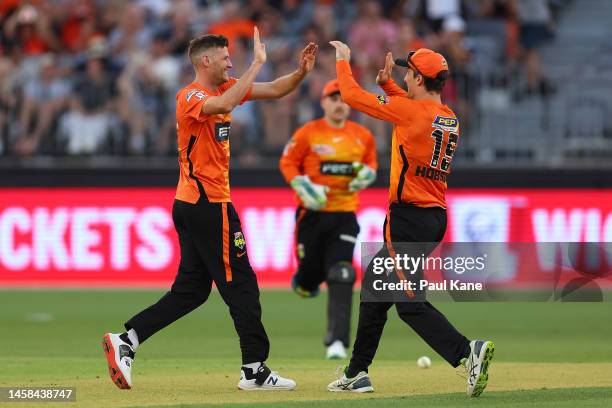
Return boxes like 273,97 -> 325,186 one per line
417,356 -> 432,369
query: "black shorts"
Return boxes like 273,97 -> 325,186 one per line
172,199 -> 256,288
294,208 -> 360,291
361,202 -> 447,302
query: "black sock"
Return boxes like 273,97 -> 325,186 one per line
119,332 -> 133,346
346,365 -> 365,378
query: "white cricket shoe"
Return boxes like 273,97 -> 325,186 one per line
102,333 -> 134,389
465,340 -> 495,397
326,340 -> 347,360
327,368 -> 374,393
237,363 -> 296,391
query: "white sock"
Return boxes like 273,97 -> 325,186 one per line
127,328 -> 139,351
243,362 -> 261,371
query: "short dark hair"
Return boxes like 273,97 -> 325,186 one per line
413,70 -> 448,93
187,34 -> 229,64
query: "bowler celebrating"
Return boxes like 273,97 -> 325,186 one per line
102,28 -> 317,391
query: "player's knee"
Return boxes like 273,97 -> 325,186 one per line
327,261 -> 356,285
395,301 -> 429,320
170,284 -> 211,306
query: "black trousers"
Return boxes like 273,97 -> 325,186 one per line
125,199 -> 270,364
348,202 -> 471,375
294,208 -> 359,347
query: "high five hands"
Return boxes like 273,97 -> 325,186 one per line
376,52 -> 394,86
329,41 -> 350,62
298,43 -> 318,75
253,26 -> 266,65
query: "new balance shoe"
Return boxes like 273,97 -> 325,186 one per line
291,275 -> 320,298
465,340 -> 495,397
237,363 -> 296,391
326,340 -> 347,360
327,367 -> 373,393
102,333 -> 134,389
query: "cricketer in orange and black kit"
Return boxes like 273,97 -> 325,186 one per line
104,31 -> 318,391
332,46 -> 476,380
280,79 -> 377,357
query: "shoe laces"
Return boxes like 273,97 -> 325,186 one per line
455,357 -> 468,380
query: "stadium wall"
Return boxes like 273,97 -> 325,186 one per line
1,186 -> 611,288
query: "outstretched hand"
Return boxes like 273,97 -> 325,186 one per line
298,42 -> 318,75
376,52 -> 395,86
329,41 -> 350,62
253,26 -> 266,65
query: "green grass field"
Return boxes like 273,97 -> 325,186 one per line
1,290 -> 611,407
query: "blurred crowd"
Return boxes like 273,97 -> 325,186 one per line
0,0 -> 561,162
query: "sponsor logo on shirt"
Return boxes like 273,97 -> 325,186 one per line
320,161 -> 355,176
432,116 -> 459,131
186,89 -> 206,102
377,95 -> 390,105
215,122 -> 231,142
312,144 -> 336,156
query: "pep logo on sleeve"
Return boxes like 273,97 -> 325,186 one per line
432,116 -> 458,131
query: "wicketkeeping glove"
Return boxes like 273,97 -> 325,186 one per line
290,175 -> 329,210
348,162 -> 376,192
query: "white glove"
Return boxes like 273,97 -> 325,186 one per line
348,162 -> 376,192
290,175 -> 329,210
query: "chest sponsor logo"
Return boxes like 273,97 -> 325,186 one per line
432,116 -> 459,131
320,161 -> 354,176
312,144 -> 336,156
215,122 -> 231,142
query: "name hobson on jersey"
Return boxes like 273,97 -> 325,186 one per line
371,254 -> 486,291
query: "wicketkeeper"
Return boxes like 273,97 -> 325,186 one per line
280,79 -> 377,359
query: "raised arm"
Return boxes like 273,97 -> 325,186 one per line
330,41 -> 414,125
201,27 -> 266,115
250,43 -> 318,100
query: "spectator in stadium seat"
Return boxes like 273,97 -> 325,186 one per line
57,1 -> 97,54
2,3 -> 59,56
439,15 -> 473,131
118,30 -> 181,154
13,54 -> 70,156
59,54 -> 116,154
208,1 -> 255,53
107,3 -> 153,66
0,52 -> 18,154
394,18 -> 428,56
280,0 -> 315,44
165,1 -> 195,57
511,0 -> 555,96
349,0 -> 397,70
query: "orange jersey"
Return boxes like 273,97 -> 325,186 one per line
280,118 -> 377,212
336,60 -> 459,209
175,78 -> 250,204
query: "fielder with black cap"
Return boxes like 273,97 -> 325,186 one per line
326,42 -> 495,397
